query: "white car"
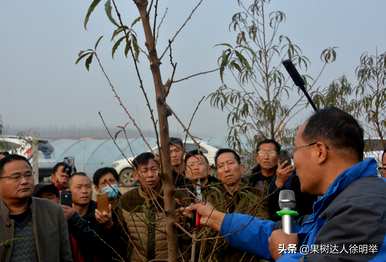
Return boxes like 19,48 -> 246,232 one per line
0,135 -> 56,181
112,139 -> 219,186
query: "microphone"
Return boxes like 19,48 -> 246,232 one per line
277,190 -> 298,234
282,59 -> 318,112
282,60 -> 305,87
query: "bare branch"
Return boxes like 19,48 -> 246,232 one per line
147,0 -> 155,16
159,0 -> 204,60
174,222 -> 193,239
156,7 -> 168,43
98,111 -> 133,167
310,62 -> 327,90
173,68 -> 219,84
111,0 -> 161,153
116,124 -> 136,156
167,104 -> 202,147
152,0 -> 159,39
183,96 -> 206,145
94,53 -> 153,152
165,40 -> 177,97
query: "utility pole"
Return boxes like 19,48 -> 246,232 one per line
0,114 -> 3,135
32,137 -> 39,184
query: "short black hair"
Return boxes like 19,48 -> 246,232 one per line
169,137 -> 183,148
52,162 -> 71,175
256,139 -> 281,153
184,149 -> 209,165
33,183 -> 59,198
69,172 -> 90,186
0,154 -> 31,176
382,149 -> 386,161
93,167 -> 119,186
132,152 -> 157,169
71,172 -> 88,178
302,107 -> 364,160
215,148 -> 241,166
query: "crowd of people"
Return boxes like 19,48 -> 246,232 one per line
0,107 -> 385,261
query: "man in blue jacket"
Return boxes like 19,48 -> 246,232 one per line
185,107 -> 386,261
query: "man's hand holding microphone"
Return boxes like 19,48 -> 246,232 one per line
182,189 -> 300,261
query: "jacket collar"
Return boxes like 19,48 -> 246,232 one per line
313,158 -> 377,216
138,183 -> 163,200
0,197 -> 33,226
0,199 -> 11,226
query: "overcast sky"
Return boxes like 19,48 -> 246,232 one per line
1,0 -> 385,145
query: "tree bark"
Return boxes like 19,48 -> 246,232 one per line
135,1 -> 177,261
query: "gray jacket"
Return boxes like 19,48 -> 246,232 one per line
0,197 -> 73,262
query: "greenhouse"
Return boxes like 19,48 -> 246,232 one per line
50,137 -> 157,176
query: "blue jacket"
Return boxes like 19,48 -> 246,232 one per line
220,158 -> 386,261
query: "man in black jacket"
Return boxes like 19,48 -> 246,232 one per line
248,139 -> 315,220
65,172 -> 115,262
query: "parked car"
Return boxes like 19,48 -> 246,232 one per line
0,135 -> 56,181
112,139 -> 218,186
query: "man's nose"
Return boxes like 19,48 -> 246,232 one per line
145,171 -> 155,178
19,176 -> 32,184
81,188 -> 89,193
262,154 -> 270,159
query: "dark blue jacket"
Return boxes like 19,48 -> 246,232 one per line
220,158 -> 386,261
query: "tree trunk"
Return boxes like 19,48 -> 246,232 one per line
135,1 -> 177,261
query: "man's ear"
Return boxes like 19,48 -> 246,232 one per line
314,142 -> 328,164
206,164 -> 210,175
133,170 -> 139,180
255,153 -> 260,165
240,164 -> 246,175
50,175 -> 56,183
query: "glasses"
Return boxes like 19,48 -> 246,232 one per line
0,172 -> 33,181
257,150 -> 277,157
378,166 -> 386,171
292,142 -> 317,153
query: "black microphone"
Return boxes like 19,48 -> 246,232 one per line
277,190 -> 298,234
282,59 -> 318,112
282,60 -> 305,87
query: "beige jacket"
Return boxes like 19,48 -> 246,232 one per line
119,186 -> 168,262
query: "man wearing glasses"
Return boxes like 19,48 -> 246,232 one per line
249,139 -> 315,220
185,107 -> 386,261
0,154 -> 72,262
